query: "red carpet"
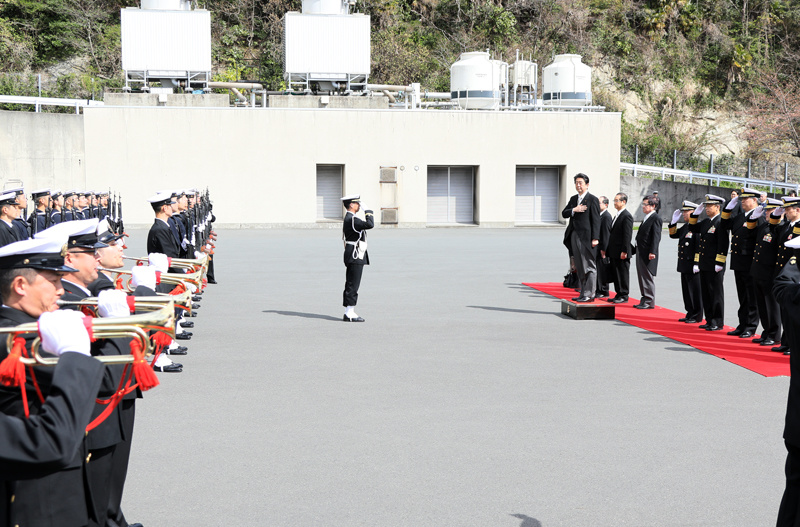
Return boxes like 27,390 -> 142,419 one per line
523,282 -> 790,378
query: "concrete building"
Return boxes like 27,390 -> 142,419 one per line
0,104 -> 621,227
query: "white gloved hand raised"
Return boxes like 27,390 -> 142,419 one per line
148,253 -> 169,273
692,265 -> 700,274
670,209 -> 681,225
97,290 -> 130,318
715,264 -> 724,273
772,206 -> 786,218
131,265 -> 158,290
750,205 -> 764,220
38,310 -> 91,357
694,204 -> 704,216
725,195 -> 738,211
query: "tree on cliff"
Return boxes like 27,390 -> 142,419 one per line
744,66 -> 800,159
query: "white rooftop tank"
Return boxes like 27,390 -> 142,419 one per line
141,0 -> 192,10
450,51 -> 503,110
542,54 -> 591,106
301,0 -> 349,15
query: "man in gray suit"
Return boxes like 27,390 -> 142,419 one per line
561,173 -> 600,303
634,194 -> 662,309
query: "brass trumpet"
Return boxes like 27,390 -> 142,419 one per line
124,255 -> 208,274
99,268 -> 203,292
0,304 -> 176,366
58,291 -> 193,314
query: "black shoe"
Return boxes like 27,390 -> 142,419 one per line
678,317 -> 688,322
611,297 -> 628,304
166,346 -> 188,355
784,351 -> 791,356
192,303 -> 201,310
699,324 -> 709,329
176,332 -> 192,340
752,337 -> 765,344
571,297 -> 582,301
190,311 -> 198,317
342,315 -> 365,322
634,304 -> 654,309
575,296 -> 594,303
180,321 -> 194,328
773,345 -> 790,353
684,319 -> 700,324
706,325 -> 723,331
207,279 -> 218,284
596,294 -> 609,299
727,329 -> 744,336
153,363 -> 182,373
760,339 -> 776,347
192,295 -> 202,301
739,331 -> 754,338
129,524 -> 143,527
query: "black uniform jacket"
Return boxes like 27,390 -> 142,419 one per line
690,214 -> 729,271
597,210 -> 612,253
12,218 -> 29,240
775,221 -> 800,277
147,218 -> 181,259
722,207 -> 763,272
607,209 -> 633,259
50,209 -> 62,224
669,222 -> 697,274
750,216 -> 782,282
774,258 -> 800,446
0,220 -> 18,248
343,210 -> 374,266
0,353 -> 104,527
561,193 -> 600,246
635,212 -> 662,275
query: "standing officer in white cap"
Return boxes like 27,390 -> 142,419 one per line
668,200 -> 703,323
341,194 -> 374,322
690,194 -> 730,331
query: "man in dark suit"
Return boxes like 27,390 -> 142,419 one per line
633,194 -> 662,309
561,173 -> 600,303
721,187 -> 763,338
0,192 -> 21,248
668,200 -> 703,322
690,194 -> 730,331
606,192 -> 633,304
342,194 -> 374,322
773,249 -> 800,526
595,196 -> 612,298
749,198 -> 784,347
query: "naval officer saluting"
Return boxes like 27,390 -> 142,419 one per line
342,194 -> 374,322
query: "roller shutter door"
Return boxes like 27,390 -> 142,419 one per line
427,166 -> 474,224
515,166 -> 559,223
316,165 -> 343,220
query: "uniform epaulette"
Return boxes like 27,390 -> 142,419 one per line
770,214 -> 781,225
668,225 -> 677,235
794,226 -> 800,235
721,210 -> 732,220
715,254 -> 727,263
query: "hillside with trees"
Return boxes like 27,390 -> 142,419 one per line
1,0 -> 798,163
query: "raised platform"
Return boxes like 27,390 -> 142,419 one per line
560,298 -> 616,320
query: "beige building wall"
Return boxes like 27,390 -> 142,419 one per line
0,106 -> 620,227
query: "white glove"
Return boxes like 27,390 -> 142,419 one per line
38,310 -> 91,357
773,206 -> 785,217
715,264 -> 724,273
188,283 -> 198,294
97,290 -> 130,318
670,209 -> 681,224
693,265 -> 699,274
725,195 -> 738,210
148,253 -> 169,273
694,204 -> 704,216
750,205 -> 764,220
194,250 -> 203,259
786,237 -> 800,249
131,265 -> 157,290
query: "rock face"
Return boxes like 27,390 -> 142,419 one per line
593,62 -> 748,157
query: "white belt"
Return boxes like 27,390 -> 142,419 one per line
345,241 -> 358,245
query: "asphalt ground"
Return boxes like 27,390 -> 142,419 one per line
120,226 -> 789,527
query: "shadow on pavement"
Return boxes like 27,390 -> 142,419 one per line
510,513 -> 543,527
262,310 -> 342,321
467,305 -> 562,316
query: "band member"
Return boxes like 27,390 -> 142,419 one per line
691,194 -> 729,331
342,194 -> 374,322
606,193 -> 633,304
722,188 -> 763,338
561,173 -> 600,303
750,198 -> 783,347
50,191 -> 64,224
29,188 -> 51,235
9,187 -> 29,240
669,200 -> 703,323
596,196 -> 612,298
633,194 -> 662,309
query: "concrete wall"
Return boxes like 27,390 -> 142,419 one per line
104,93 -> 229,107
0,110 -> 85,192
81,106 -> 622,227
268,95 -> 390,109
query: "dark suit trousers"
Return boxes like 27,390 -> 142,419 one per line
636,254 -> 656,306
680,272 -> 703,320
609,257 -> 630,298
343,263 -> 364,307
733,270 -> 759,331
777,441 -> 800,527
754,277 -> 781,341
570,236 -> 597,298
700,269 -> 725,327
596,256 -> 609,295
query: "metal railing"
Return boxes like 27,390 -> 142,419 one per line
0,95 -> 104,114
620,162 -> 800,194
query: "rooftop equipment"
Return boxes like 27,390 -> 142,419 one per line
450,52 -> 506,110
542,54 -> 591,107
121,0 -> 212,92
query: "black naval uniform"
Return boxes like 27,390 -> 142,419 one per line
1,352 -> 104,527
669,221 -> 703,321
342,208 -> 374,308
147,218 -> 181,261
51,208 -> 63,225
722,206 -> 762,333
750,212 -> 783,343
12,217 -> 29,241
29,209 -> 49,235
691,213 -> 729,328
774,256 -> 800,526
0,220 -> 19,248
0,307 -> 92,527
